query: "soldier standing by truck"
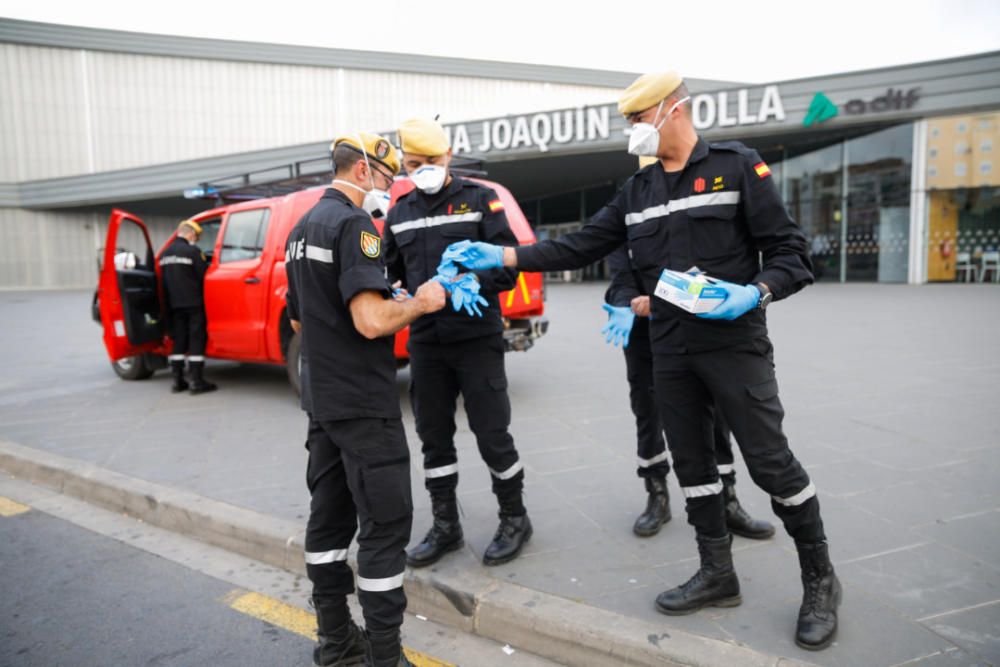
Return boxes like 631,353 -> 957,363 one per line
383,118 -> 533,570
160,219 -> 217,394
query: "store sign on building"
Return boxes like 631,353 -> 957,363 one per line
691,85 -> 786,130
802,87 -> 921,127
844,88 -> 920,115
444,106 -> 611,155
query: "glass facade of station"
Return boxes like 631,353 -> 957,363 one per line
522,112 -> 1000,285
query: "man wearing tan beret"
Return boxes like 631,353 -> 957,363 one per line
383,118 -> 532,569
443,72 -> 841,651
286,132 -> 447,667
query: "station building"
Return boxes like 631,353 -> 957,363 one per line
1,18 -> 998,288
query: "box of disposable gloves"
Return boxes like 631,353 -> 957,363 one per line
654,268 -> 726,314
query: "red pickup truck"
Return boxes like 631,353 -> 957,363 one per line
95,178 -> 548,393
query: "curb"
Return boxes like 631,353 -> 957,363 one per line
0,440 -> 812,667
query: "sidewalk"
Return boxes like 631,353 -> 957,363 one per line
1,284 -> 998,666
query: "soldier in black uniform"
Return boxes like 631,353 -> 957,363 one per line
383,118 -> 531,569
160,219 -> 216,394
285,132 -> 447,667
443,72 -> 842,651
604,243 -> 775,541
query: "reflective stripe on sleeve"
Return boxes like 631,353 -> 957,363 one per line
637,451 -> 669,468
489,460 -> 523,480
160,256 -> 194,266
625,191 -> 741,226
424,464 -> 458,479
773,482 -> 816,507
390,212 -> 483,235
305,245 -> 334,263
681,480 -> 724,498
716,463 -> 735,475
304,548 -> 349,565
357,572 -> 405,592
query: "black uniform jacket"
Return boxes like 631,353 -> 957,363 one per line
383,177 -> 518,345
160,236 -> 208,310
517,138 -> 814,354
605,244 -> 643,308
285,188 -> 399,422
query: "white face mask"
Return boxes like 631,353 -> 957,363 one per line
333,179 -> 391,218
410,164 -> 447,194
335,134 -> 392,217
627,96 -> 691,157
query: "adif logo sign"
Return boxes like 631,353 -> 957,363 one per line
690,86 -> 786,130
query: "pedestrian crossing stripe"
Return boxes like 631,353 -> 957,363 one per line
222,590 -> 454,667
0,496 -> 31,517
504,272 -> 531,308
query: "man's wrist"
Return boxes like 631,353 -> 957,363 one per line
503,246 -> 518,268
754,282 -> 772,310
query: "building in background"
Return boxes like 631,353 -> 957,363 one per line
1,18 -> 998,288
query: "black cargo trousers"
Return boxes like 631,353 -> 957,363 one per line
408,333 -> 524,503
653,337 -> 824,542
168,307 -> 207,360
625,317 -> 735,479
303,416 -> 413,632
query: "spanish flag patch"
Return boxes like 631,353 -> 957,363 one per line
754,162 -> 771,179
488,199 -> 504,213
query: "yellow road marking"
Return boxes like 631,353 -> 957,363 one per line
0,496 -> 31,517
222,590 -> 454,667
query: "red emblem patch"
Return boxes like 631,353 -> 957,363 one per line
693,177 -> 706,193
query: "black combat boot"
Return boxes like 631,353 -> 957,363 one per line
655,534 -> 742,615
311,597 -> 366,666
406,493 -> 463,568
188,360 -> 217,394
483,495 -> 532,566
722,475 -> 775,540
170,359 -> 189,393
633,476 -> 671,537
795,541 -> 842,650
365,628 -> 413,667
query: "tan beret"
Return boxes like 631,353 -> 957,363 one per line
331,131 -> 401,175
398,118 -> 450,157
179,219 -> 203,235
617,71 -> 683,117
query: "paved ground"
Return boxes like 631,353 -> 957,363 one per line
0,475 -> 558,667
1,283 -> 998,666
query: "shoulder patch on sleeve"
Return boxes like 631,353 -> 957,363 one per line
753,162 -> 772,179
488,199 -> 504,213
360,230 -> 381,258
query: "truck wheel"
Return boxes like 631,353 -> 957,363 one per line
111,356 -> 154,380
286,332 -> 302,396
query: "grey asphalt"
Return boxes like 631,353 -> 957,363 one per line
0,475 -> 561,667
1,500 -> 313,666
1,282 -> 998,666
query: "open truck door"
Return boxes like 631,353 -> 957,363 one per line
98,209 -> 166,377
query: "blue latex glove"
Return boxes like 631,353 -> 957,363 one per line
696,282 -> 760,320
391,287 -> 412,300
601,304 -> 635,348
432,273 -> 488,317
442,240 -> 505,271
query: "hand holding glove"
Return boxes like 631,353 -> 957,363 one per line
696,281 -> 760,320
441,240 -> 506,271
432,273 -> 489,317
601,303 -> 635,348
